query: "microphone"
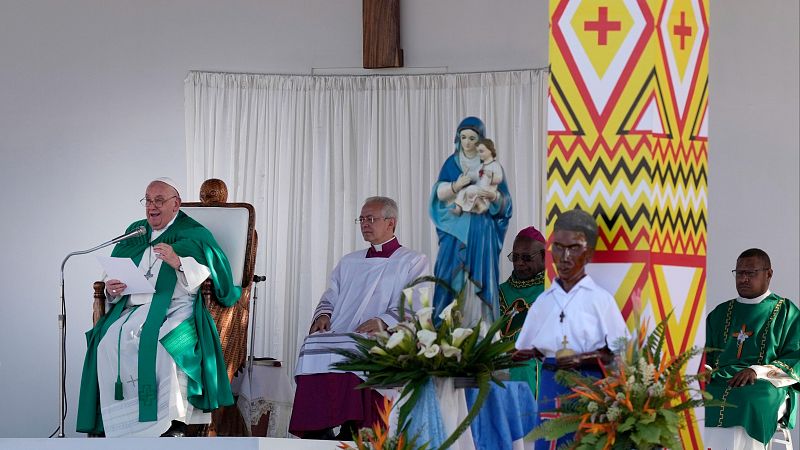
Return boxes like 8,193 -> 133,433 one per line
60,226 -> 146,272
105,225 -> 147,247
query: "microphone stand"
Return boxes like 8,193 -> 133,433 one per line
56,229 -> 144,437
247,275 -> 267,385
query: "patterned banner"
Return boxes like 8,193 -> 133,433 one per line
546,0 -> 708,447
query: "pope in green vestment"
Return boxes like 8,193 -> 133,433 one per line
76,179 -> 242,436
499,226 -> 546,398
705,249 -> 800,447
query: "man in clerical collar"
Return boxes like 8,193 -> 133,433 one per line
77,177 -> 241,438
290,196 -> 429,440
499,226 -> 546,399
704,248 -> 799,449
515,209 -> 627,450
499,226 -> 547,338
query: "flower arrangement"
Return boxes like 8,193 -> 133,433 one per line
333,276 -> 519,450
531,315 -> 718,450
337,397 -> 427,450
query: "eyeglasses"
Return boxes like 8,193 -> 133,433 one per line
354,216 -> 391,224
507,250 -> 545,262
551,243 -> 587,259
140,196 -> 178,207
731,268 -> 769,279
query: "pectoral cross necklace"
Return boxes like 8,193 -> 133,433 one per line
144,246 -> 158,280
732,324 -> 753,359
554,295 -> 578,357
555,295 -> 577,323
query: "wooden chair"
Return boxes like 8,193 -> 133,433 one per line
92,179 -> 258,436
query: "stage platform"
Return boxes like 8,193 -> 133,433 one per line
0,437 -> 347,450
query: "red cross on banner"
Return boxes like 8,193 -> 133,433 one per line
584,6 -> 622,46
673,11 -> 693,50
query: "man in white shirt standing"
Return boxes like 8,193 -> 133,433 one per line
515,208 -> 627,450
289,196 -> 429,440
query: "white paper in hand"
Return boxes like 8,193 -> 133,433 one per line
96,256 -> 156,295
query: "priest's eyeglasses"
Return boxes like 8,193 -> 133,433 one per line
354,216 -> 390,224
140,196 -> 178,207
732,268 -> 769,279
507,250 -> 545,262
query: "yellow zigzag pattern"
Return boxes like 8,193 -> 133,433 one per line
547,0 -> 708,447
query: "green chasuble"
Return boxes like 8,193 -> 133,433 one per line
499,271 -> 545,398
76,211 -> 242,434
705,293 -> 800,445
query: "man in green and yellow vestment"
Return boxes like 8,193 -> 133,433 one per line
705,248 -> 799,449
76,178 -> 241,437
499,226 -> 546,397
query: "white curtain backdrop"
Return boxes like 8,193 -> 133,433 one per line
184,69 -> 548,375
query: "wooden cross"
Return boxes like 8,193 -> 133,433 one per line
732,324 -> 753,359
362,0 -> 403,68
559,311 -> 566,323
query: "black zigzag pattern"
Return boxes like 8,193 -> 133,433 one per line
547,203 -> 651,230
652,208 -> 707,232
652,164 -> 707,186
548,157 -> 652,185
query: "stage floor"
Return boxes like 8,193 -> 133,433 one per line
0,437 -> 347,450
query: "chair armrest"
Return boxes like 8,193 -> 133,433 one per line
201,278 -> 214,310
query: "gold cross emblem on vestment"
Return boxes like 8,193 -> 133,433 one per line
732,324 -> 753,359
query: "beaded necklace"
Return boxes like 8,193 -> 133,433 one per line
509,271 -> 545,289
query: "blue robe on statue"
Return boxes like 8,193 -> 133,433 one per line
429,119 -> 512,322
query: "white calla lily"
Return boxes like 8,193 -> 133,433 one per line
386,329 -> 408,349
402,287 -> 415,308
417,329 -> 438,348
441,342 -> 463,362
417,343 -> 440,358
416,307 -> 435,331
451,328 -> 474,347
418,286 -> 431,308
439,301 -> 457,325
369,346 -> 388,356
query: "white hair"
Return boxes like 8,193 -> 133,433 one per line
364,196 -> 399,219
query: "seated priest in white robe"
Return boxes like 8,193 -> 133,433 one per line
77,178 -> 241,437
515,209 -> 627,450
704,248 -> 799,450
289,196 -> 429,440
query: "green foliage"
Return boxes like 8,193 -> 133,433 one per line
530,313 -> 719,449
332,276 -> 519,450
